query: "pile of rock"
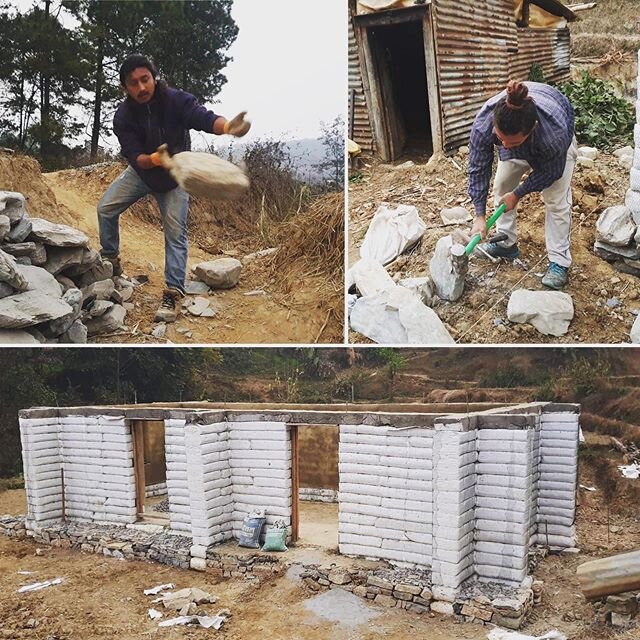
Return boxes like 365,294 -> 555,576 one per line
300,563 -> 536,629
602,592 -> 639,628
0,191 -> 134,343
205,547 -> 282,580
0,514 -> 27,539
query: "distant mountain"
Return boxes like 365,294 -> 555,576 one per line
216,137 -> 333,185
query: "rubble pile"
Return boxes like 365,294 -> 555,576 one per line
0,190 -> 135,343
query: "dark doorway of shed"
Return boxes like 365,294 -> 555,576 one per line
131,420 -> 169,525
368,19 -> 432,159
291,424 -> 339,550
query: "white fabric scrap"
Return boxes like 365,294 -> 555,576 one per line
487,630 -> 566,640
619,464 -> 640,479
360,204 -> 426,265
158,615 -> 225,629
144,582 -> 175,596
148,608 -> 163,620
18,578 -> 63,593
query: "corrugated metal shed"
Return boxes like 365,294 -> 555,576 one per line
349,0 -> 573,158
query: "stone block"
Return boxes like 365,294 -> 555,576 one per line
374,594 -> 397,607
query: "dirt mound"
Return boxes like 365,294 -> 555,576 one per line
0,153 -> 72,225
349,148 -> 640,344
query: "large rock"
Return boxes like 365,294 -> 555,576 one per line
0,282 -> 13,299
398,276 -> 436,307
60,320 -> 87,344
631,316 -> 640,344
43,246 -> 85,275
0,290 -> 72,329
76,258 -> 113,287
507,289 -> 574,336
63,248 -> 101,278
46,288 -> 83,337
7,215 -> 32,243
84,303 -> 126,336
594,240 -> 640,262
596,206 -> 636,247
0,215 -> 10,242
429,235 -> 468,301
578,146 -> 599,160
18,265 -> 63,297
0,329 -> 40,344
28,218 -> 89,247
349,257 -> 395,297
82,279 -> 115,302
440,206 -> 471,224
350,286 -> 455,344
192,258 -> 242,289
0,249 -> 28,291
2,242 -> 47,266
0,191 -> 27,223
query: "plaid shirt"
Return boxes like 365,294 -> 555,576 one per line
467,82 -> 575,215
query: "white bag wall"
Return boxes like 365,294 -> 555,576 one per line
20,417 -> 63,524
229,421 -> 292,538
165,418 -> 190,533
535,412 -> 579,547
431,426 -> 477,588
58,415 -> 135,524
338,424 -> 434,567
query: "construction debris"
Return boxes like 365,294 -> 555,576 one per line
487,630 -> 566,640
161,587 -> 217,611
158,613 -> 226,629
143,583 -> 175,596
17,578 -> 63,593
148,608 -> 163,620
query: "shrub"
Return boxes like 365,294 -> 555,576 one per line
560,71 -> 634,150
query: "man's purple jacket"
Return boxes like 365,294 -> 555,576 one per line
113,85 -> 220,193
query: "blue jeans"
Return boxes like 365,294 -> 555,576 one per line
97,166 -> 189,292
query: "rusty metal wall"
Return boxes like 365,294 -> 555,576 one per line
349,10 -> 375,155
510,28 -> 571,85
432,0 -> 518,152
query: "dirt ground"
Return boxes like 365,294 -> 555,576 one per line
43,168 -> 341,345
348,148 -> 640,345
2,439 -> 639,640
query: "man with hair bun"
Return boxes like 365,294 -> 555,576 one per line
467,80 -> 577,290
97,53 -> 251,322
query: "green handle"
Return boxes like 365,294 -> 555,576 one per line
464,203 -> 507,256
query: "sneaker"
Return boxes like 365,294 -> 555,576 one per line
155,288 -> 182,323
541,262 -> 569,290
102,254 -> 123,277
477,241 -> 520,260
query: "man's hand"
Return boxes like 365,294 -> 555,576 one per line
471,215 -> 487,241
499,191 -> 519,212
224,111 -> 251,137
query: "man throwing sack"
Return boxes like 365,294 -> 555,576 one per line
468,80 -> 577,290
97,54 -> 250,322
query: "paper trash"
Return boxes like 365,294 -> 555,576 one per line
144,583 -> 175,596
18,578 -> 63,593
487,630 -> 566,640
158,615 -> 226,630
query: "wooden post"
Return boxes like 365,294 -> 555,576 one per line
291,425 -> 299,543
132,421 -> 146,517
61,468 -> 66,522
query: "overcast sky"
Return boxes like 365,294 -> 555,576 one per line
11,0 -> 347,149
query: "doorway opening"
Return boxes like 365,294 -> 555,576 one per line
291,424 -> 339,550
131,420 -> 169,525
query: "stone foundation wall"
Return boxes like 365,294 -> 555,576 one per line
299,488 -> 338,503
300,563 -> 537,630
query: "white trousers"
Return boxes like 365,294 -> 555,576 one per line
492,137 -> 578,268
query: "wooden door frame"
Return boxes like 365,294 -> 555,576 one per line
130,420 -> 146,517
290,424 -> 299,543
353,5 -> 442,160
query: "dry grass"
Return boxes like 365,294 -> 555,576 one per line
571,0 -> 640,56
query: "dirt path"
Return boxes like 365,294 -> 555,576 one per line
45,171 -> 336,345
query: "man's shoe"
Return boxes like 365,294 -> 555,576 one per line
102,254 -> 123,277
541,262 -> 569,290
477,241 -> 520,260
155,288 -> 182,323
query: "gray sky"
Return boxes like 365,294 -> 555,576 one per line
10,0 -> 346,149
